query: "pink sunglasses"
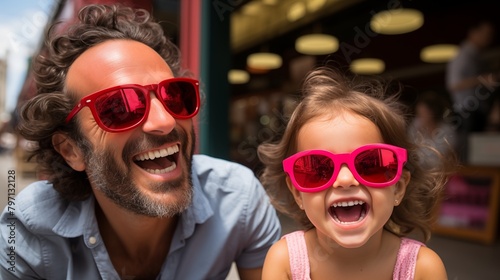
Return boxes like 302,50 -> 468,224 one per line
283,143 -> 407,192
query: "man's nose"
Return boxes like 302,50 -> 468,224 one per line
141,92 -> 176,135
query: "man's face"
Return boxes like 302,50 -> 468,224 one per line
65,40 -> 195,217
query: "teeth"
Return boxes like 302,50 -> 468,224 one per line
160,149 -> 168,157
134,145 -> 179,161
145,162 -> 177,174
332,200 -> 365,208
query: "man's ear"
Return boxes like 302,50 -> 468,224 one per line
395,170 -> 411,205
285,175 -> 304,210
52,133 -> 86,171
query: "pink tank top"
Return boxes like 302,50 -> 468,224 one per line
284,231 -> 424,280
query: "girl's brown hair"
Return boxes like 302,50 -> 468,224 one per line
258,67 -> 455,241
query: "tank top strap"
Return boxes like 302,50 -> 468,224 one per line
393,237 -> 425,280
283,230 -> 311,280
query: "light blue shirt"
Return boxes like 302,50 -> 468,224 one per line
0,155 -> 281,279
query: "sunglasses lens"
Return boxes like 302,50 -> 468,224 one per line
95,88 -> 147,130
159,81 -> 198,117
355,148 -> 398,184
293,155 -> 334,189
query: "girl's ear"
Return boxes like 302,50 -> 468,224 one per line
52,133 -> 86,171
394,170 -> 411,205
286,175 -> 304,210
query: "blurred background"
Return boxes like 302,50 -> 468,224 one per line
0,0 -> 499,279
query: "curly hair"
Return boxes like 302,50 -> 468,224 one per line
17,4 -> 182,201
257,67 -> 455,242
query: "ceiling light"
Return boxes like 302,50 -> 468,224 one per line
228,69 -> 250,84
370,8 -> 424,35
420,44 -> 459,63
295,34 -> 339,55
242,1 -> 262,16
262,0 -> 278,5
287,2 -> 306,22
350,58 -> 385,75
307,0 -> 327,12
247,52 -> 282,70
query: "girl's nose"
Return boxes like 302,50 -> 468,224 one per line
332,164 -> 360,189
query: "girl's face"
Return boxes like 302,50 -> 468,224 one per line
287,111 -> 410,248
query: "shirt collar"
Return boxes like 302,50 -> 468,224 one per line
52,195 -> 97,238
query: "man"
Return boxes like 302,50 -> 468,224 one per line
446,20 -> 498,162
0,4 -> 280,279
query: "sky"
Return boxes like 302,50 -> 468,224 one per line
0,0 -> 57,114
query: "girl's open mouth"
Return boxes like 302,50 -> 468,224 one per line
328,200 -> 369,225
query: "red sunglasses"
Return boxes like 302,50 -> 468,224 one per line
283,144 -> 407,192
65,78 -> 200,132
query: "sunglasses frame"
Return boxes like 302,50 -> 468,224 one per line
65,77 -> 200,132
283,143 -> 407,192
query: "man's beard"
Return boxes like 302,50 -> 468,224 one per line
79,127 -> 196,218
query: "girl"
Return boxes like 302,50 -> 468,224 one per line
258,68 -> 454,280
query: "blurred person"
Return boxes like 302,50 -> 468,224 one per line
446,20 -> 498,162
409,92 -> 457,168
0,4 -> 280,280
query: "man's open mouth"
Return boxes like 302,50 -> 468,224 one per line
133,144 -> 180,174
328,200 -> 368,225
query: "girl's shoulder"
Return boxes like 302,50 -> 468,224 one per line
265,237 -> 290,263
413,243 -> 447,280
266,230 -> 307,260
262,234 -> 293,280
396,237 -> 447,280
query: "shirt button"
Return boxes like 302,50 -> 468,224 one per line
89,236 -> 97,245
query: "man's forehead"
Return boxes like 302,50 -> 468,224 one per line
65,39 -> 173,96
